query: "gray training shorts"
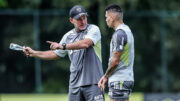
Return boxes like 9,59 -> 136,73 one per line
69,84 -> 105,101
108,81 -> 134,101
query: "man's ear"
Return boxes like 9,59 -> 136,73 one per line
69,18 -> 74,24
111,15 -> 116,21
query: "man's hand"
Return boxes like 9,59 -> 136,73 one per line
46,41 -> 62,50
98,75 -> 108,91
23,47 -> 36,57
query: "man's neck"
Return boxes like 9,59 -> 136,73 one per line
75,25 -> 88,33
113,20 -> 123,30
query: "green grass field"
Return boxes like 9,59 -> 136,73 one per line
0,93 -> 143,101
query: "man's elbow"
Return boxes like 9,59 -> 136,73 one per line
82,39 -> 93,48
47,51 -> 60,60
83,44 -> 91,48
82,41 -> 93,48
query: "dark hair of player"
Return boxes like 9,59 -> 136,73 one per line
105,4 -> 123,13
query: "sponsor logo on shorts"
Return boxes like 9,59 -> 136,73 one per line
109,91 -> 129,98
94,94 -> 104,101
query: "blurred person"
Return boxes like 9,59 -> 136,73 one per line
98,4 -> 134,101
23,5 -> 105,101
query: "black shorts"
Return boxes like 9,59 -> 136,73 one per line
69,84 -> 105,101
108,81 -> 134,101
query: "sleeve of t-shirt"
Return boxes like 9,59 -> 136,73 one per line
113,29 -> 127,52
53,33 -> 68,57
85,25 -> 101,45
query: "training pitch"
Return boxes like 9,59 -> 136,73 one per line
0,93 -> 143,101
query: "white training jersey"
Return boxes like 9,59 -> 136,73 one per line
108,23 -> 135,84
54,24 -> 104,88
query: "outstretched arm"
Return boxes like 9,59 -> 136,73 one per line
46,38 -> 93,50
23,47 -> 60,60
66,38 -> 93,49
46,25 -> 101,50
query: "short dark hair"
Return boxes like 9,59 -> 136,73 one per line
105,4 -> 123,13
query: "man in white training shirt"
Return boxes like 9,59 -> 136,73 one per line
24,5 -> 105,101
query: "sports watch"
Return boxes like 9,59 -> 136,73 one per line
62,43 -> 66,50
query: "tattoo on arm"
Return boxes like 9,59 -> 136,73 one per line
104,51 -> 122,78
104,64 -> 117,78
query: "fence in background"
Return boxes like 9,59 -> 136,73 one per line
0,9 -> 180,93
